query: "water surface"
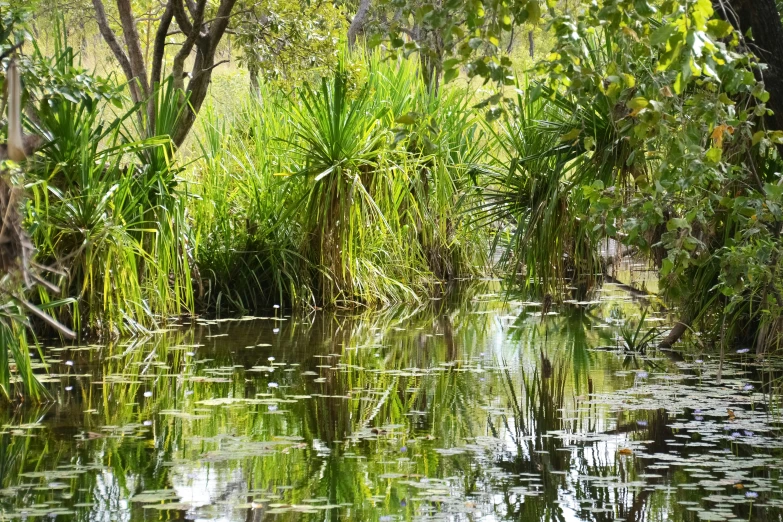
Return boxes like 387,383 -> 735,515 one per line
2,283 -> 782,521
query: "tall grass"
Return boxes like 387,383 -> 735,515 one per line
189,52 -> 489,312
25,46 -> 193,337
0,298 -> 46,400
191,95 -> 312,311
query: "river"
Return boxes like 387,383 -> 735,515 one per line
1,282 -> 780,521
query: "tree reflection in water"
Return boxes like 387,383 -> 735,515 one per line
0,285 -> 781,521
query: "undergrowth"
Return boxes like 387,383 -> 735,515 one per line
189,52 -> 490,313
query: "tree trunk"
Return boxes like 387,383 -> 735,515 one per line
723,0 -> 783,131
348,0 -> 372,48
528,30 -> 534,59
149,2 -> 174,130
248,61 -> 260,95
506,26 -> 515,53
92,0 -> 236,147
171,0 -> 237,147
92,0 -> 144,105
116,0 -> 150,98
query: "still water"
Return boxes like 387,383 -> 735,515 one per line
2,283 -> 782,521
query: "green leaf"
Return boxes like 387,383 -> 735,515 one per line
560,128 -> 581,142
693,0 -> 714,24
661,258 -> 674,277
667,217 -> 689,231
634,0 -> 657,16
752,131 -> 766,146
765,182 -> 783,199
719,196 -> 735,208
673,72 -> 683,94
627,96 -> 649,110
416,4 -> 434,19
682,236 -> 700,251
651,24 -> 677,46
444,67 -> 458,84
527,2 -> 541,23
706,146 -> 722,164
706,19 -> 733,39
395,113 -> 418,125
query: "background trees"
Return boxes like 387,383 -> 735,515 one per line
233,0 -> 346,93
90,0 -> 236,146
366,0 -> 783,349
721,0 -> 783,131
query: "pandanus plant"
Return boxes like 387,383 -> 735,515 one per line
283,68 -> 389,303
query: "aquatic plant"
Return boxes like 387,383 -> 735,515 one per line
619,311 -> 659,354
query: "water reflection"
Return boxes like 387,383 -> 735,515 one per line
1,283 -> 782,521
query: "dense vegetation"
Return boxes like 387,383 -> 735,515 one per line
1,0 -> 782,399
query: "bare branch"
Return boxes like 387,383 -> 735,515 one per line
171,0 -> 194,35
192,59 -> 229,80
91,0 -> 142,103
151,1 -> 174,88
116,0 -> 151,98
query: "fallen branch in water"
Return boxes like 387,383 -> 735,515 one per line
658,320 -> 689,349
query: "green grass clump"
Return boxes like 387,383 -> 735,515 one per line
25,48 -> 193,337
189,53 -> 489,313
